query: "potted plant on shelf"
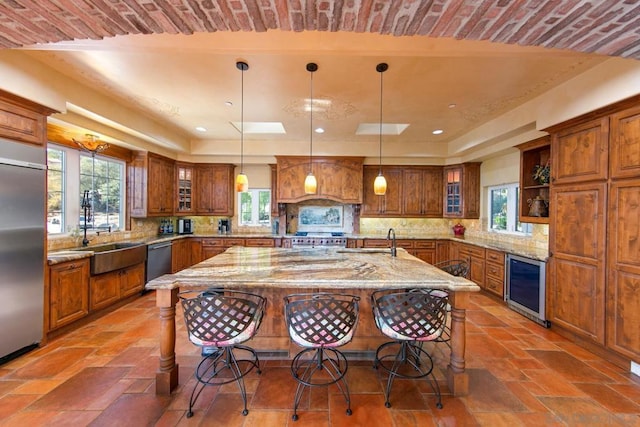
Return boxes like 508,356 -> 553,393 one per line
532,159 -> 550,185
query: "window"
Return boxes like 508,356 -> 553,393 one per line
238,189 -> 271,226
47,147 -> 65,234
80,153 -> 124,231
47,143 -> 125,234
488,183 -> 531,234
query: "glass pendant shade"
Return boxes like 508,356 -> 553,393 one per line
236,172 -> 249,192
374,173 -> 387,195
304,172 -> 317,194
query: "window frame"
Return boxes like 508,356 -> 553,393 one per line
47,143 -> 126,235
237,188 -> 271,227
487,183 -> 531,235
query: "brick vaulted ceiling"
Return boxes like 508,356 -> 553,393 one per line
1,1 -> 640,160
1,1 -> 639,58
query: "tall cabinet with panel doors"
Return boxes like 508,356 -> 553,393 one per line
194,163 -> 235,216
547,98 -> 640,364
443,163 -> 481,219
361,166 -> 403,217
402,167 -> 443,217
129,152 -> 175,217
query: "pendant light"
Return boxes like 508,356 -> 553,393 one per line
374,63 -> 388,196
236,61 -> 249,192
304,62 -> 318,194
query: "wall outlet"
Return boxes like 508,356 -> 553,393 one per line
632,361 -> 640,377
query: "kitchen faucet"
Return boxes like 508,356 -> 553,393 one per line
387,228 -> 397,257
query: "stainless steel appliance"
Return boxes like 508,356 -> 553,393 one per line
0,138 -> 46,363
146,241 -> 173,283
177,218 -> 193,235
289,232 -> 347,248
218,218 -> 231,234
505,254 -> 549,327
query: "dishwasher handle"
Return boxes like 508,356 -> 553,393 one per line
148,242 -> 173,250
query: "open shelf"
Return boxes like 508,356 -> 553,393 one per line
517,136 -> 551,224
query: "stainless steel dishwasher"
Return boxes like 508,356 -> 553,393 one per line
146,241 -> 173,283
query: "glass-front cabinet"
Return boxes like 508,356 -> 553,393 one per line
176,163 -> 194,214
443,163 -> 481,219
444,167 -> 462,216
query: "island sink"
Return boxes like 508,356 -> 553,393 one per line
73,242 -> 146,275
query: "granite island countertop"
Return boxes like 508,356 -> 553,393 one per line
145,246 -> 481,292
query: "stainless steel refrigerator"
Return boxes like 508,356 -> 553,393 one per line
0,137 -> 46,363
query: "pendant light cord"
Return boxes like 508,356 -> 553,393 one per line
240,64 -> 245,173
309,65 -> 314,173
377,63 -> 388,175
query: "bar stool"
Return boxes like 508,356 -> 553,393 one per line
179,288 -> 266,418
433,259 -> 469,347
371,288 -> 449,409
283,293 -> 360,421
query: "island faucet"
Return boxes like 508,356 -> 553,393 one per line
387,227 -> 397,257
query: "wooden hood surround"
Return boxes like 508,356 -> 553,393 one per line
276,156 -> 364,204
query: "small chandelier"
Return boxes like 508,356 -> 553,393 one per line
304,62 -> 318,194
374,63 -> 388,196
236,61 -> 249,192
73,134 -> 109,154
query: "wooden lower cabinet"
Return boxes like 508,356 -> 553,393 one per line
49,259 -> 90,330
172,238 -> 192,273
457,243 -> 485,288
484,249 -> 505,298
412,240 -> 436,264
435,240 -> 450,264
90,263 -> 145,311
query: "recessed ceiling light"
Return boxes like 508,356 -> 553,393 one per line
195,126 -> 207,132
315,127 -> 325,134
448,103 -> 456,109
225,101 -> 233,107
432,129 -> 444,135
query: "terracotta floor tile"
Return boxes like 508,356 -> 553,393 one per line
504,381 -> 549,413
538,396 -> 629,427
9,348 -> 94,379
390,409 -> 437,427
328,393 -> 394,427
200,393 -> 248,427
521,369 -> 586,397
11,378 -> 65,394
574,382 -> 640,413
88,393 -> 171,426
527,350 -> 613,383
464,369 -> 527,413
28,367 -> 130,410
0,394 -> 40,420
432,396 -> 480,426
466,310 -> 509,327
473,412 -> 528,426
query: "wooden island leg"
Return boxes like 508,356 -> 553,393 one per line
155,287 -> 179,395
447,292 -> 470,396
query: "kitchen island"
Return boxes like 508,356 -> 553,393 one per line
145,246 -> 480,396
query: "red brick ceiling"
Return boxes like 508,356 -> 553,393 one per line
1,1 -> 639,59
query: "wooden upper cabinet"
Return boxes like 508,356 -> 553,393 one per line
0,91 -> 57,145
443,163 -> 481,219
550,116 -> 609,184
129,152 -> 175,217
517,136 -> 551,224
194,163 -> 234,216
175,162 -> 195,215
276,156 -> 364,204
402,167 -> 443,217
610,104 -> 640,179
361,166 -> 402,217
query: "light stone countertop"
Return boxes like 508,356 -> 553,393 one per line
145,246 -> 481,292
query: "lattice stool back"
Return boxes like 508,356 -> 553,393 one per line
371,288 -> 449,409
283,293 -> 360,421
179,289 -> 266,418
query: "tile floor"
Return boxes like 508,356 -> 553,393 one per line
0,291 -> 639,426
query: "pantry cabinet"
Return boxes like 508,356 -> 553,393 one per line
48,259 -> 90,330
